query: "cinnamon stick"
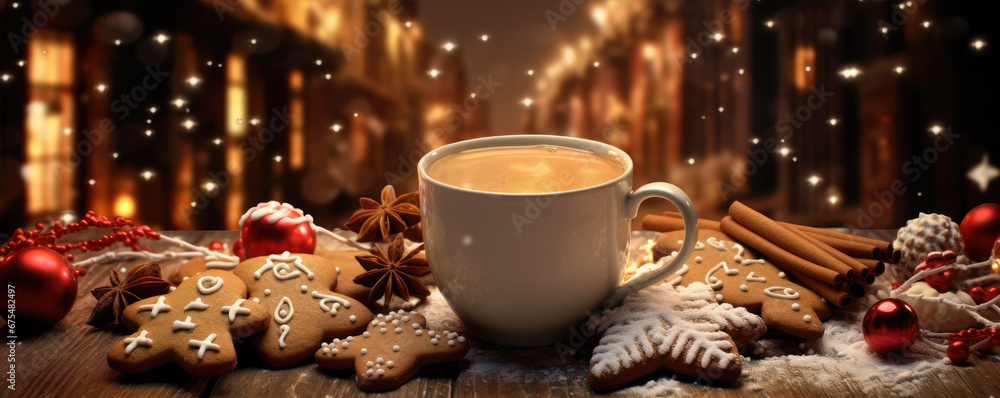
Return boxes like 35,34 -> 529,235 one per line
728,202 -> 854,282
777,261 -> 853,308
641,215 -> 722,233
853,257 -> 886,276
794,230 -> 882,260
720,217 -> 844,286
788,226 -> 869,282
779,221 -> 892,249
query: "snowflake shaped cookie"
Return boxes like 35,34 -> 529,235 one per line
107,270 -> 270,376
234,252 -> 375,367
587,282 -> 765,390
315,310 -> 470,391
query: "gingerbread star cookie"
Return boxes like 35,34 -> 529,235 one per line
233,252 -> 374,367
587,283 -> 765,390
654,229 -> 830,339
107,270 -> 270,376
315,310 -> 470,391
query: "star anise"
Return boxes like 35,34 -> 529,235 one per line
354,235 -> 431,305
87,262 -> 171,328
345,185 -> 421,243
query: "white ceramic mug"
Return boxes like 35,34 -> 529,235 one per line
418,135 -> 697,347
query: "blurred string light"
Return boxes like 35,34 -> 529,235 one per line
207,61 -> 213,66
353,112 -> 359,117
442,42 -> 456,52
808,175 -> 821,186
895,66 -> 905,74
779,147 -> 791,157
88,179 -> 96,186
12,2 -> 19,8
145,129 -> 153,137
315,59 -> 323,66
751,137 -> 759,144
804,66 -> 811,72
250,118 -> 260,125
428,69 -> 440,78
766,20 -> 775,28
173,98 -> 185,107
187,76 -> 200,86
274,155 -> 283,163
829,118 -> 838,126
840,67 -> 861,79
481,34 -> 489,42
732,47 -> 739,54
527,69 -> 534,76
96,84 -> 107,92
112,152 -> 119,159
141,170 -> 155,181
17,60 -> 24,67
149,106 -> 157,113
182,119 -> 195,130
713,33 -> 724,42
114,39 -> 121,46
404,21 -> 412,28
922,21 -> 932,29
688,158 -> 695,165
828,195 -> 839,205
155,34 -> 168,44
213,138 -> 222,145
593,61 -> 600,67
972,39 -> 987,51
203,181 -> 217,193
63,128 -> 72,135
929,124 -> 944,135
325,73 -> 331,80
738,68 -> 745,75
330,123 -> 342,132
250,38 -> 257,45
522,98 -> 533,107
1,74 -> 10,82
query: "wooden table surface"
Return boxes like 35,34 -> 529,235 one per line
6,229 -> 1000,397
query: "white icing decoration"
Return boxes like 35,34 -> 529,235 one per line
705,262 -> 739,289
393,345 -> 400,352
763,286 -> 800,300
803,315 -> 812,323
739,285 -> 748,292
745,272 -> 767,283
264,289 -> 271,296
694,256 -> 702,264
312,291 -> 351,315
791,303 -> 801,311
274,297 -> 294,324
137,296 -> 172,318
239,201 -> 313,227
254,252 -> 315,281
197,276 -> 224,295
705,237 -> 727,251
204,254 -> 239,270
184,298 -> 209,311
301,285 -> 308,293
173,316 -> 197,331
777,272 -> 786,279
674,264 -> 689,276
221,299 -> 252,323
741,258 -> 766,265
716,294 -> 724,302
361,348 -> 368,355
188,333 -> 221,359
387,361 -> 394,369
278,325 -> 290,348
350,315 -> 357,322
124,330 -> 153,355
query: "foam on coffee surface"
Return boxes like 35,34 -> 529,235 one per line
426,145 -> 625,193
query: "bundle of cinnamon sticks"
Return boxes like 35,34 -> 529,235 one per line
641,201 -> 899,308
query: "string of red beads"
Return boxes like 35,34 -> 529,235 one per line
0,211 -> 160,261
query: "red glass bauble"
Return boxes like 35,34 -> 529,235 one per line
237,202 -> 316,259
948,340 -> 970,363
863,298 -> 920,356
0,247 -> 81,325
960,203 -> 1000,261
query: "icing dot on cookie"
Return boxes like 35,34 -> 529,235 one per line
428,331 -> 436,337
380,328 -> 388,334
392,319 -> 400,325
393,345 -> 400,352
377,368 -> 385,376
412,323 -> 420,329
778,272 -> 786,279
739,285 -> 748,292
301,285 -> 308,293
415,330 -> 423,336
803,315 -> 812,323
695,256 -> 703,263
252,298 -> 260,302
347,336 -> 354,341
363,331 -> 370,338
376,357 -> 384,365
448,340 -> 455,347
322,347 -> 330,354
183,276 -> 189,281
791,303 -> 801,311
331,348 -> 338,355
361,348 -> 368,355
371,320 -> 379,326
279,309 -> 287,317
379,321 -> 386,327
342,342 -> 349,349
798,343 -> 806,349
402,316 -> 410,322
264,289 -> 271,296
716,294 -> 724,302
350,315 -> 357,323
431,338 -> 439,345
457,336 -> 466,343
395,327 -> 403,334
366,369 -> 373,376
387,361 -> 395,369
335,267 -> 341,274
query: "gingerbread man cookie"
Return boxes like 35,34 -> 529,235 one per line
315,310 -> 470,391
654,229 -> 830,339
233,252 -> 375,367
107,270 -> 270,376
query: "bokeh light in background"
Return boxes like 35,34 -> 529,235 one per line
0,0 -> 997,233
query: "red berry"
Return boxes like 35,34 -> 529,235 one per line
969,287 -> 986,304
985,287 -> 1000,303
948,340 -> 970,363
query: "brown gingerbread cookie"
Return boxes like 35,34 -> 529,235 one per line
315,310 -> 470,391
654,229 -> 830,339
233,252 -> 375,367
107,270 -> 270,376
171,257 -> 209,285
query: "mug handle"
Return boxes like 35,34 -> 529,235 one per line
608,182 -> 698,305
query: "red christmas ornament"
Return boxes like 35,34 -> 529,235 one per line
208,241 -> 225,252
960,203 -> 1000,261
863,298 -> 920,356
948,340 -> 970,363
0,247 -> 85,325
968,286 -> 985,304
235,201 -> 316,259
985,287 -> 1000,303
